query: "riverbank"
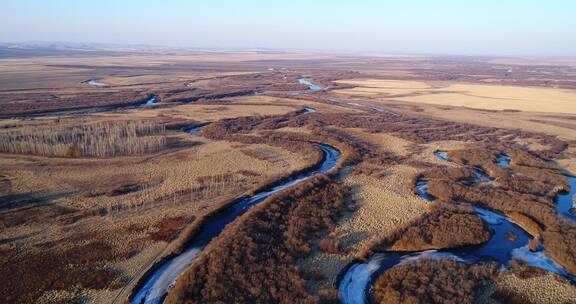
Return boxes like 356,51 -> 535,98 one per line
337,142 -> 576,304
129,143 -> 340,303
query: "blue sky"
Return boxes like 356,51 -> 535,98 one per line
1,0 -> 574,56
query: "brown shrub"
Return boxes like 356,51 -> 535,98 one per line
388,207 -> 492,251
106,183 -> 141,196
318,288 -> 340,304
427,179 -> 558,227
528,237 -> 542,252
490,287 -> 535,304
506,212 -> 543,237
446,147 -> 567,196
542,221 -> 576,275
147,216 -> 189,242
508,259 -> 547,279
0,90 -> 150,117
300,268 -> 327,282
199,116 -> 326,164
199,111 -> 401,171
164,176 -> 351,304
372,259 -> 498,304
281,111 -> 568,159
0,240 -> 124,303
0,203 -> 74,228
318,237 -> 341,254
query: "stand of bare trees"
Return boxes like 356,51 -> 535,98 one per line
0,120 -> 165,157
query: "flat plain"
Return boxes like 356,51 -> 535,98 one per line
1,47 -> 576,304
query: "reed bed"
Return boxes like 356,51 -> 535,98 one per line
0,120 -> 166,157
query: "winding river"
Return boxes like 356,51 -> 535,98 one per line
434,150 -> 450,161
497,151 -> 576,222
298,77 -> 323,92
496,153 -> 511,168
131,142 -> 340,304
439,149 -> 576,221
339,151 -> 575,304
143,96 -> 158,107
187,125 -> 205,135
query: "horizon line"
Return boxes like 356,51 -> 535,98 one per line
1,40 -> 575,59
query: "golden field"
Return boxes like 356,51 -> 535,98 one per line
335,79 -> 576,114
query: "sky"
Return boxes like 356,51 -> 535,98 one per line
1,0 -> 575,56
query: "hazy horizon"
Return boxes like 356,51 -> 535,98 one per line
1,0 -> 575,56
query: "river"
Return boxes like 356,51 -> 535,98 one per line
298,77 -> 323,92
131,142 -> 340,304
187,124 -> 206,135
557,175 -> 576,222
143,96 -> 158,107
339,151 -> 575,304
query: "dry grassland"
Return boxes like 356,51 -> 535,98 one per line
487,57 -> 576,67
0,109 -> 316,303
335,79 -> 433,95
108,103 -> 298,122
1,138 -> 311,209
344,128 -> 414,157
386,100 -> 576,141
492,273 -> 576,304
0,51 -> 337,91
557,145 -> 576,175
335,79 -> 576,114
